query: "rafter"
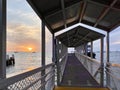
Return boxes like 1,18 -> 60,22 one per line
61,0 -> 67,28
94,0 -> 118,27
79,1 -> 87,22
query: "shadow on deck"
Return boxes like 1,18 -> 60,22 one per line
60,53 -> 101,87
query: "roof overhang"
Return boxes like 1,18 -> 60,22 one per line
56,26 -> 105,47
27,0 -> 120,34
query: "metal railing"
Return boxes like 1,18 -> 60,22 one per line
59,53 -> 68,83
106,63 -> 120,90
75,52 -> 101,83
0,63 -> 55,90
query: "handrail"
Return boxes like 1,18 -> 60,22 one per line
106,62 -> 120,90
0,63 -> 55,89
75,52 -> 101,83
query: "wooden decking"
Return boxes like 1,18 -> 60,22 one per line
60,53 -> 101,87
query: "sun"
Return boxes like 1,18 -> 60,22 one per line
28,47 -> 33,51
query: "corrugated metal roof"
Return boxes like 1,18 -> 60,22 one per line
56,26 -> 105,47
27,0 -> 120,33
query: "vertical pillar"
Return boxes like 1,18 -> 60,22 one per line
41,21 -> 45,90
52,33 -> 55,63
106,32 -> 110,63
106,32 -> 110,86
91,41 -> 93,58
100,37 -> 104,86
56,39 -> 60,85
0,0 -> 6,79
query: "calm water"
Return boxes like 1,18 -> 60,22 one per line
6,52 -> 52,77
6,51 -> 120,77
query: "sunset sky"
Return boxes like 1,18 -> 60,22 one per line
7,0 -> 120,52
7,0 -> 52,52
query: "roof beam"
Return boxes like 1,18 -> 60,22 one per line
79,1 -> 87,22
94,0 -> 118,27
61,0 -> 67,28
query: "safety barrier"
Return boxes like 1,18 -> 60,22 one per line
0,63 -> 55,90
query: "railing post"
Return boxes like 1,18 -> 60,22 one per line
56,39 -> 61,86
52,33 -> 55,87
106,32 -> 110,86
41,21 -> 45,90
100,37 -> 104,86
0,0 -> 6,79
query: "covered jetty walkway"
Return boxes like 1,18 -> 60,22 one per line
54,53 -> 109,90
60,53 -> 100,87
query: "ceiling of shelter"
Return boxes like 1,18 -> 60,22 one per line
27,0 -> 120,33
56,26 -> 105,47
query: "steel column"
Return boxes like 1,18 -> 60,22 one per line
100,37 -> 104,86
41,21 -> 45,90
0,0 -> 6,79
106,32 -> 110,63
52,34 -> 55,62
106,32 -> 110,86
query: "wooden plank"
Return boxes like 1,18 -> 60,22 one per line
54,86 -> 110,90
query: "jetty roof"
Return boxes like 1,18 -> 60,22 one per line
27,0 -> 120,34
56,26 -> 105,47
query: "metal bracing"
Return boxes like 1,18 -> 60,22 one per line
0,0 -> 6,79
100,37 -> 104,86
41,21 -> 45,90
79,1 -> 87,22
94,0 -> 118,27
61,0 -> 67,28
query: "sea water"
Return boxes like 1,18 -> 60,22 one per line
6,52 -> 52,77
6,51 -> 120,77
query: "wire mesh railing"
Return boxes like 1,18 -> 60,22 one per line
75,52 -> 101,83
0,63 -> 55,90
106,63 -> 120,90
59,53 -> 68,83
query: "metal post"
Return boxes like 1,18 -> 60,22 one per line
52,34 -> 55,63
41,21 -> 45,90
0,0 -> 6,79
106,32 -> 110,86
100,37 -> 104,86
91,41 -> 93,58
106,32 -> 110,63
56,39 -> 60,85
